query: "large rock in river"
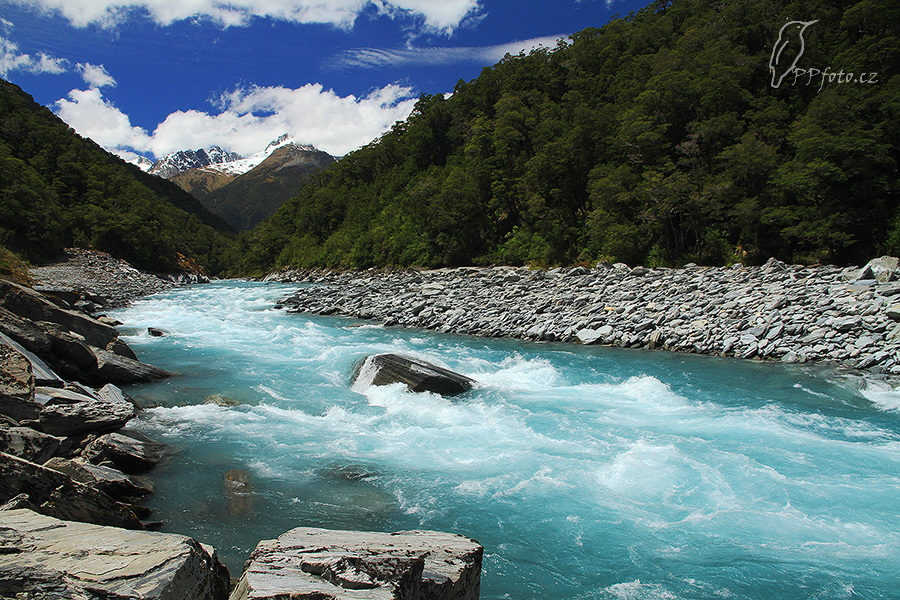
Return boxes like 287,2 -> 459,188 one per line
353,354 -> 476,396
230,527 -> 483,600
0,508 -> 230,600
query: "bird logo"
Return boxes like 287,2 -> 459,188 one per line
769,20 -> 818,88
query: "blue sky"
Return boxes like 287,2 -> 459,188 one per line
0,0 -> 650,161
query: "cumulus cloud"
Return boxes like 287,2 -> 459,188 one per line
9,0 -> 481,33
53,81 -> 418,159
55,87 -> 152,152
77,62 -> 116,88
0,25 -> 69,77
331,34 -> 568,69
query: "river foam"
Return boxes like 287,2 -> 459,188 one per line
112,281 -> 900,599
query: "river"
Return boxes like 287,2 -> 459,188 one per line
110,281 -> 900,599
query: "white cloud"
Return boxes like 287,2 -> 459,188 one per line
55,87 -> 152,151
332,34 -> 568,69
77,62 -> 116,88
10,0 -> 481,33
53,81 -> 418,159
0,29 -> 69,77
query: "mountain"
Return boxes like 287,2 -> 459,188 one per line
196,142 -> 335,230
232,0 -> 900,274
130,156 -> 155,172
149,146 -> 243,178
166,135 -> 334,230
0,77 -> 235,274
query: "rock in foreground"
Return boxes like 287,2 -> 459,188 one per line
353,354 -> 476,396
230,527 -> 482,600
0,508 -> 229,600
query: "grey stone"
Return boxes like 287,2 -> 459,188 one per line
229,527 -> 482,600
38,391 -> 135,436
0,426 -> 62,464
91,347 -> 174,383
0,452 -> 142,529
0,509 -> 229,600
353,354 -> 475,397
0,280 -> 119,350
44,457 -> 153,502
832,317 -> 861,333
0,344 -> 41,422
575,328 -> 603,345
82,430 -> 168,474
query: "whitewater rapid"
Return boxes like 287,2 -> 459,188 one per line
111,281 -> 900,600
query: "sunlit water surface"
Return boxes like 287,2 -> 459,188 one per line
110,281 -> 900,600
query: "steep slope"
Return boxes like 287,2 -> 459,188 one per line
0,78 -> 235,274
170,167 -> 236,198
234,0 -> 900,273
195,142 -> 335,230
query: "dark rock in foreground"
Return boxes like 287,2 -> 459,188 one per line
0,509 -> 229,600
353,353 -> 476,396
0,452 -> 143,529
230,527 -> 482,600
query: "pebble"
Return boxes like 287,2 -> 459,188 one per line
270,257 -> 900,379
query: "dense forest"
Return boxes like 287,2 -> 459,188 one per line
233,0 -> 899,274
0,79 -> 235,274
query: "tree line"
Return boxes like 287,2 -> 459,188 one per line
232,0 -> 899,274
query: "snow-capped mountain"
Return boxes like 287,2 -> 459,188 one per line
205,134 -> 317,177
148,146 -> 242,179
130,156 -> 155,172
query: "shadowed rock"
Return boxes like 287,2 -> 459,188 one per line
353,354 -> 475,396
83,430 -> 168,474
44,457 -> 153,503
0,452 -> 142,529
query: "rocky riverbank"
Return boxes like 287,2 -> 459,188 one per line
272,257 -> 900,380
1,261 -> 484,599
30,248 -> 208,309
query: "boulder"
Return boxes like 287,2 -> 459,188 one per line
229,527 -> 482,600
83,430 -> 168,474
0,509 -> 230,600
0,452 -> 142,529
39,321 -> 98,371
575,328 -> 603,345
91,347 -> 174,383
0,343 -> 41,422
353,354 -> 475,396
0,280 -> 119,349
0,331 -> 65,387
38,388 -> 135,436
0,425 -> 63,464
44,457 -> 153,502
0,306 -> 53,355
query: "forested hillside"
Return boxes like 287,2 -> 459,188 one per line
234,0 -> 899,273
0,79 -> 235,274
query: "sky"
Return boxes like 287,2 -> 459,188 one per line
0,0 -> 650,162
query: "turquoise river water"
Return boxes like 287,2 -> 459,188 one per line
109,281 -> 900,599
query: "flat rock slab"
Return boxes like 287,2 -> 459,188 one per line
38,392 -> 135,436
353,354 -> 476,396
0,508 -> 229,600
230,527 -> 482,600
